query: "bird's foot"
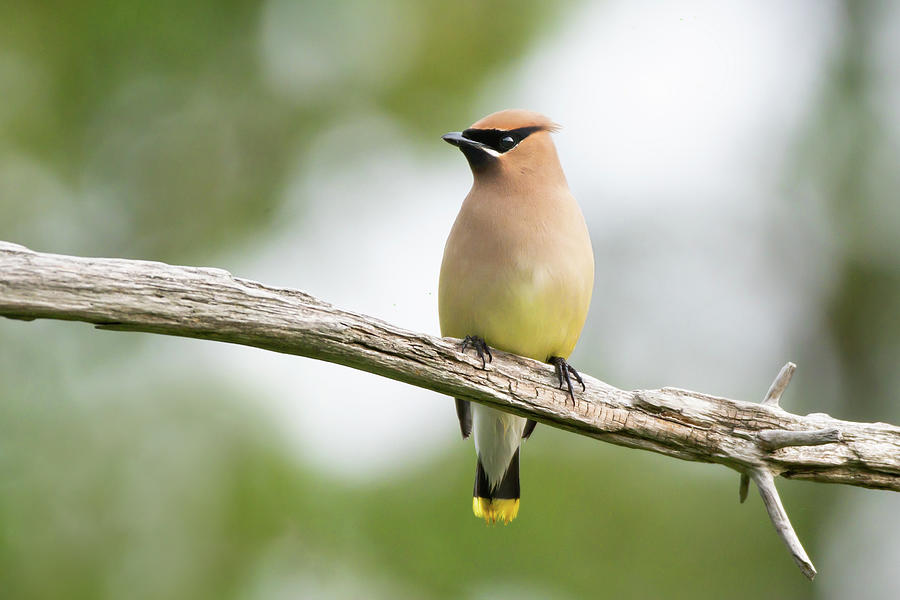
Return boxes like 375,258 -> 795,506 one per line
460,335 -> 493,369
549,356 -> 585,405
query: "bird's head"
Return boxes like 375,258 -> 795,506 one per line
442,109 -> 562,179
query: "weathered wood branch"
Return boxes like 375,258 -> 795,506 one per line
2,240 -> 899,579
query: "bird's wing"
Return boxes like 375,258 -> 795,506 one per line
455,398 -> 472,439
522,419 -> 537,439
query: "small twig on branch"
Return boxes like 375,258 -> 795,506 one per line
758,428 -> 843,450
736,362 -> 843,578
751,468 -> 817,579
738,472 -> 751,503
763,362 -> 796,407
2,240 -> 899,579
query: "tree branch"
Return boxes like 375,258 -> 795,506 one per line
2,241 -> 899,579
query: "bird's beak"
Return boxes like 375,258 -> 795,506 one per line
442,131 -> 478,149
442,132 -> 499,164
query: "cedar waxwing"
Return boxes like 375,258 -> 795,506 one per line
439,109 -> 594,524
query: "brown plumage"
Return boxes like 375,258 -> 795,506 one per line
439,109 -> 594,524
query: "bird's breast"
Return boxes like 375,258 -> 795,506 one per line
439,198 -> 593,361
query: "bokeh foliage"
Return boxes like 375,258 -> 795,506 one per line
0,0 -> 564,262
1,1 -> 898,599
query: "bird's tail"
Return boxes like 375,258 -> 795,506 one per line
472,448 -> 520,525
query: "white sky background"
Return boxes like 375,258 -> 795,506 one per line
127,1 -> 896,596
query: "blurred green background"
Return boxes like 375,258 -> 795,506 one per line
1,1 -> 899,599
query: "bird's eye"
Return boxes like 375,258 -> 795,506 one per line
498,135 -> 516,151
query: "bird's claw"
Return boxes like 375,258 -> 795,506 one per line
549,356 -> 585,405
460,335 -> 492,369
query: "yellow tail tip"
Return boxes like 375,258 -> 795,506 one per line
472,497 -> 520,525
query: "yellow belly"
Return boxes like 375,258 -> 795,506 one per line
439,260 -> 591,361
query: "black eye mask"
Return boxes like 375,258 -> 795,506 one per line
461,126 -> 545,154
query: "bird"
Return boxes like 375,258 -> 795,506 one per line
439,109 -> 594,525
